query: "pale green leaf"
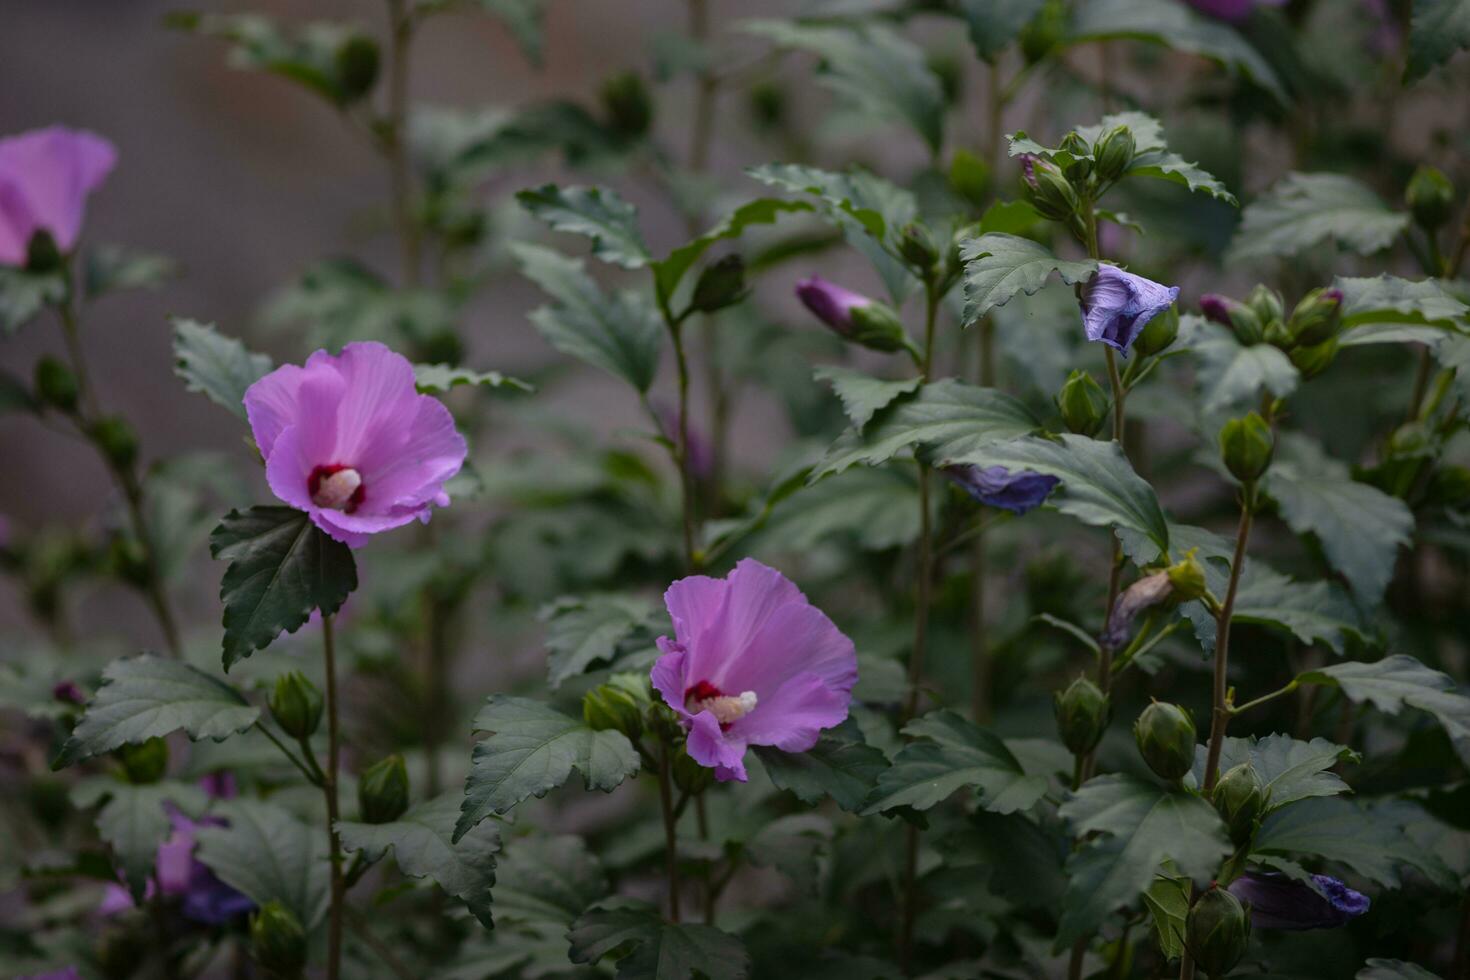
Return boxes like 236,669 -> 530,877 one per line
813,365 -> 922,430
1227,173 -> 1410,264
959,233 -> 1098,323
171,318 -> 274,420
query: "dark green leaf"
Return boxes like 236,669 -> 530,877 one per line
568,900 -> 750,980
1358,959 -> 1444,980
652,198 -> 813,307
171,318 -> 274,420
0,265 -> 64,335
1299,655 -> 1470,768
1056,774 -> 1232,947
209,506 -> 358,669
941,810 -> 1067,910
1192,735 -> 1355,811
755,718 -> 889,812
959,233 -> 1097,323
1405,0 -> 1470,81
517,184 -> 650,270
1178,314 -> 1298,413
540,593 -> 657,689
69,777 -> 208,900
337,793 -> 500,929
195,798 -> 332,928
1143,873 -> 1190,961
495,834 -> 609,925
813,366 -> 922,430
862,711 -> 1048,816
744,814 -> 832,894
514,243 -> 663,392
54,655 -> 259,768
1253,796 -> 1455,888
1227,173 -> 1410,264
456,696 -> 640,840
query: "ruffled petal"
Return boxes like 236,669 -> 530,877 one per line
329,342 -> 423,464
684,710 -> 748,782
263,425 -> 316,512
244,363 -> 308,459
727,671 -> 850,752
720,602 -> 856,699
354,395 -> 466,512
651,639 -> 690,717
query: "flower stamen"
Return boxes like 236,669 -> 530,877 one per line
309,465 -> 364,512
686,682 -> 758,727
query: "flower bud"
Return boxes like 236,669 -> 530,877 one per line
1219,412 -> 1273,484
796,276 -> 913,354
1245,284 -> 1286,327
689,255 -> 748,314
849,301 -> 914,354
108,533 -> 152,589
26,229 -> 63,272
357,754 -> 410,825
1133,701 -> 1197,782
1093,125 -> 1136,183
1199,294 -> 1263,345
333,34 -> 380,104
1056,369 -> 1110,436
34,356 -> 79,413
270,671 -> 324,740
1165,548 -> 1209,602
1287,287 -> 1343,348
1019,0 -> 1066,63
1185,886 -> 1251,978
1134,304 -> 1179,357
600,71 -> 653,140
90,415 -> 139,471
583,682 -> 645,741
1263,318 -> 1293,349
117,737 -> 168,785
1020,155 -> 1080,222
1287,337 -> 1337,380
898,222 -> 941,273
250,900 -> 308,979
1053,676 -> 1110,755
1405,165 -> 1455,231
1214,762 -> 1268,846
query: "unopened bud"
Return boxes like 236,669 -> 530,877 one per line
1093,125 -> 1136,183
1406,165 -> 1455,231
334,34 -> 379,104
91,416 -> 139,471
1056,369 -> 1110,436
34,356 -> 79,413
1133,702 -> 1197,782
1245,284 -> 1285,327
689,255 -> 748,313
358,754 -> 409,825
1219,412 -> 1273,484
898,223 -> 941,273
1287,287 -> 1343,347
270,671 -> 323,740
1214,762 -> 1268,846
672,743 -> 714,795
1165,548 -> 1209,602
849,301 -> 914,354
600,71 -> 653,140
1020,155 -> 1080,222
250,900 -> 308,979
583,681 -> 645,741
1053,676 -> 1110,756
1185,886 -> 1251,978
1200,294 -> 1263,346
1288,337 -> 1338,380
1134,304 -> 1179,357
117,737 -> 168,785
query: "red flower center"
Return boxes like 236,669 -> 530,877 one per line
309,464 -> 366,513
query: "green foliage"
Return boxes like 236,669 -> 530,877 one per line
862,711 -> 1051,816
960,233 -> 1098,322
1405,0 -> 1470,81
959,0 -> 1047,61
568,900 -> 750,980
69,777 -> 207,900
1194,735 -> 1356,811
171,318 -> 273,420
210,506 -> 358,668
1228,173 -> 1411,264
755,719 -> 889,812
413,363 -> 533,394
540,593 -> 659,688
196,798 -> 332,928
1299,656 -> 1470,767
517,184 -> 651,270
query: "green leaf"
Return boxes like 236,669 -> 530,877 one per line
812,379 -> 1041,481
495,834 -> 609,925
413,363 -> 532,394
171,318 -> 274,420
1178,314 -> 1299,413
568,900 -> 750,980
1264,433 -> 1413,603
959,233 -> 1098,323
742,814 -> 832,895
209,506 -> 358,669
514,243 -> 663,392
652,198 -> 813,307
516,184 -> 650,270
742,21 -> 944,154
54,655 -> 259,768
813,366 -> 923,430
337,793 -> 500,929
1193,735 -> 1355,811
1066,0 -> 1286,102
84,246 -> 176,299
941,434 -> 1170,554
1406,0 -> 1470,81
1298,655 -> 1470,768
754,718 -> 889,812
862,711 -> 1048,816
1336,274 -> 1470,336
733,465 -> 924,554
1253,796 -> 1455,888
1358,959 -> 1444,980
1056,774 -> 1232,947
1142,873 -> 1190,961
540,593 -> 657,689
456,696 -> 640,840
0,265 -> 65,335
1227,173 -> 1410,264
1085,111 -> 1236,204
941,810 -> 1067,910
195,798 -> 332,928
959,0 -> 1046,61
69,777 -> 208,900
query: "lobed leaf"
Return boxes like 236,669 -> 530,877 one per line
1298,655 -> 1470,768
1227,173 -> 1410,264
861,711 -> 1048,816
195,798 -> 332,928
171,318 -> 273,420
755,718 -> 889,812
568,900 -> 750,980
516,184 -> 650,269
959,233 -> 1097,323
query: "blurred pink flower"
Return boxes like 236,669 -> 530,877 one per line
651,559 -> 857,782
0,126 -> 116,266
244,342 -> 467,548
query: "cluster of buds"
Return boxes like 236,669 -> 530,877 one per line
1018,123 -> 1138,230
1201,284 -> 1344,380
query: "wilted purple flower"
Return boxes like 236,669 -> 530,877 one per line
1183,0 -> 1286,21
651,558 -> 858,782
100,806 -> 254,925
1079,265 -> 1180,357
946,464 -> 1059,515
1228,872 -> 1370,930
796,275 -> 875,338
0,126 -> 116,266
245,342 -> 467,548
1101,570 -> 1175,650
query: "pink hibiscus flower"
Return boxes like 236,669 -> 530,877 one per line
0,126 -> 116,266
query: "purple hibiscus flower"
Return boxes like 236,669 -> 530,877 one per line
0,126 -> 116,266
1228,871 -> 1370,930
244,342 -> 467,548
796,276 -> 874,337
651,558 -> 858,782
946,464 -> 1059,515
1183,0 -> 1286,21
1079,265 -> 1180,357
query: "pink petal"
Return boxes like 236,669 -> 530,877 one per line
718,601 -> 857,699
684,711 -> 748,782
263,426 -> 316,512
0,127 -> 115,252
651,640 -> 690,717
728,671 -> 850,753
327,342 -> 422,464
243,363 -> 308,458
354,396 -> 466,510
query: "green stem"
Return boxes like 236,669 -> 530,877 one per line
254,723 -> 320,786
1201,498 -> 1255,797
971,317 -> 997,724
657,742 -> 682,923
322,614 -> 346,980
668,317 -> 699,571
1230,679 -> 1299,717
